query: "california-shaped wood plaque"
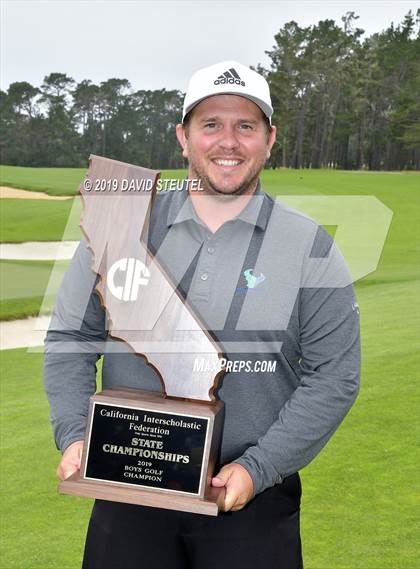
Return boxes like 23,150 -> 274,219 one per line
59,156 -> 225,515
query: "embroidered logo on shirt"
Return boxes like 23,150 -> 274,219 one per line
235,268 -> 266,295
244,268 -> 266,289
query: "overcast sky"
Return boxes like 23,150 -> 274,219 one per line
1,0 -> 417,93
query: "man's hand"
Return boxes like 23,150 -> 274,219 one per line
57,440 -> 84,481
211,463 -> 254,512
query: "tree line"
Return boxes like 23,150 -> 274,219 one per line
1,11 -> 419,170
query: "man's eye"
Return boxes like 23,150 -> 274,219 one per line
204,123 -> 217,129
239,124 -> 253,130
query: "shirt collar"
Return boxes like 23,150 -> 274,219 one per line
166,180 -> 271,231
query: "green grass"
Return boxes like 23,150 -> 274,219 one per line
0,198 -> 82,243
263,169 -> 419,286
0,165 -> 87,196
0,349 -> 93,569
0,296 -> 55,321
263,170 -> 419,567
0,167 -> 419,568
0,260 -> 69,320
299,279 -> 419,568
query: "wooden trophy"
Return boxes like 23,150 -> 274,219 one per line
59,156 -> 225,516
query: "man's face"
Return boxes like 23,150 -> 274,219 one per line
176,95 -> 276,196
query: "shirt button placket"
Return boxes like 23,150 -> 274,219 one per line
191,234 -> 217,302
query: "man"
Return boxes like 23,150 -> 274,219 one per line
45,61 -> 360,569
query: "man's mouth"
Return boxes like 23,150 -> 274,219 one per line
212,158 -> 243,167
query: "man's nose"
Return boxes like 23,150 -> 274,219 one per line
218,125 -> 240,151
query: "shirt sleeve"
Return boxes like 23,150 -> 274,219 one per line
234,230 -> 361,495
43,239 -> 107,453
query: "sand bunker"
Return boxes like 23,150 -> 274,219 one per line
0,186 -> 73,200
0,241 -> 79,261
0,315 -> 51,350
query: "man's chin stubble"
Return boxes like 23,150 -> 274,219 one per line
195,172 -> 260,198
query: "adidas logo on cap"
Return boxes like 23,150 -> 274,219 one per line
214,67 -> 245,87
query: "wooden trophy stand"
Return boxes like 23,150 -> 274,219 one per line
59,156 -> 226,515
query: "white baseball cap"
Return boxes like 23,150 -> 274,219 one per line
182,60 -> 273,124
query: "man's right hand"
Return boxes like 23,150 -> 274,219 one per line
57,440 -> 84,481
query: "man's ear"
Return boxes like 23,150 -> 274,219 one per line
176,124 -> 189,158
267,125 -> 277,156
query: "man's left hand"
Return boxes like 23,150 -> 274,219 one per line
211,463 -> 254,512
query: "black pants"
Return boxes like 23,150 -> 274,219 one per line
82,474 -> 303,569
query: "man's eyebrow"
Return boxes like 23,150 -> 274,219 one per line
199,116 -> 219,122
199,116 -> 258,123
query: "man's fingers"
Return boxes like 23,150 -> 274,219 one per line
222,488 -> 238,512
211,476 -> 226,488
56,440 -> 84,481
57,456 -> 81,480
211,466 -> 237,511
57,463 -> 78,481
212,463 -> 254,512
211,465 -> 234,487
230,496 -> 248,512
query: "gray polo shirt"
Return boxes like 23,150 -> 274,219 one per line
44,183 -> 360,495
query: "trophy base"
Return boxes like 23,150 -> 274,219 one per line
60,472 -> 225,516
